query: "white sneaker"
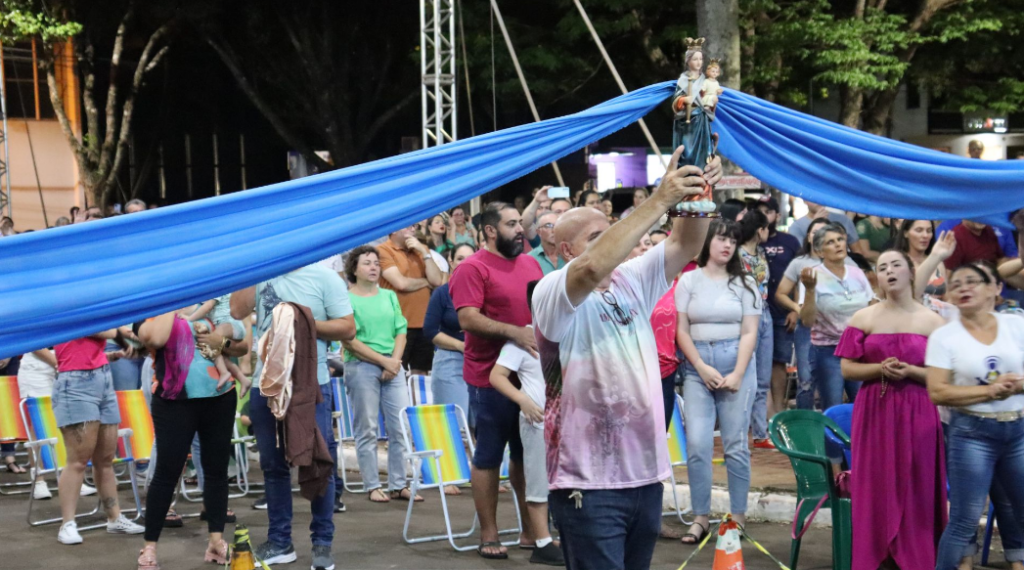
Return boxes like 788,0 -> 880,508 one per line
58,521 -> 83,545
33,480 -> 52,500
79,484 -> 97,496
107,514 -> 145,535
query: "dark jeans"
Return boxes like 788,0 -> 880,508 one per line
661,373 -> 676,430
145,390 -> 237,542
549,483 -> 663,570
251,382 -> 336,547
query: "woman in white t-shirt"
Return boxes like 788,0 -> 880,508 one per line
926,263 -> 1024,570
675,220 -> 762,545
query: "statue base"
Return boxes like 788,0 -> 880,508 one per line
667,210 -> 721,219
667,199 -> 718,218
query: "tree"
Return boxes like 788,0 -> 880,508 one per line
0,0 -> 174,208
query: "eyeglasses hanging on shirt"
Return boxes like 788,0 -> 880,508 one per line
600,290 -> 633,327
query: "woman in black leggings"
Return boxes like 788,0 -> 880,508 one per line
134,309 -> 244,570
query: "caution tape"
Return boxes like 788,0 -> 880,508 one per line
673,518 -> 792,570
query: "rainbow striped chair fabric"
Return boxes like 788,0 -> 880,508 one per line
406,374 -> 433,407
400,403 -> 521,551
0,377 -> 32,495
20,395 -> 142,528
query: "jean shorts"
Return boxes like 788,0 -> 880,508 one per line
468,385 -> 523,470
52,364 -> 121,428
772,320 -> 795,364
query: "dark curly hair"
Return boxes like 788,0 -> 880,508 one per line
344,245 -> 380,284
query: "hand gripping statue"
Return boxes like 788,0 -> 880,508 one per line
669,37 -> 721,217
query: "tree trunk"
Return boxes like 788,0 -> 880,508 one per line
862,86 -> 899,135
697,0 -> 741,90
839,86 -> 864,128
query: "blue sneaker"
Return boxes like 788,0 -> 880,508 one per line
253,542 -> 297,565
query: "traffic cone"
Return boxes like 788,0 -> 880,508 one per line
230,525 -> 256,570
712,516 -> 745,570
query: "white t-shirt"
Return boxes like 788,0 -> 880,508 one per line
429,250 -> 450,274
533,241 -> 670,491
17,351 -> 56,398
675,269 -> 762,342
495,337 -> 545,428
925,313 -> 1024,414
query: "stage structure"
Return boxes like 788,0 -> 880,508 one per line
0,46 -> 12,218
420,0 -> 457,149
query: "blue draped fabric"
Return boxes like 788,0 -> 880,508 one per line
2,81 -> 1023,358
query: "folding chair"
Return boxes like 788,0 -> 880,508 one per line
115,390 -> 153,513
0,376 -> 32,495
662,394 -> 723,524
20,396 -> 142,529
401,404 -> 521,551
332,376 -> 387,493
406,374 -> 433,406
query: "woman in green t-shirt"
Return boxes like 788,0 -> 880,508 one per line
341,246 -> 420,503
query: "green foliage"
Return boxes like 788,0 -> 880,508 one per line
0,0 -> 82,43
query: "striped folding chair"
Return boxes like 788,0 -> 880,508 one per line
0,377 -> 32,495
406,374 -> 433,406
663,394 -> 723,524
401,404 -> 522,551
20,396 -> 142,528
332,376 -> 387,493
114,390 -> 151,514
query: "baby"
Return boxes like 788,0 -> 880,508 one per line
702,59 -> 724,114
188,294 -> 248,390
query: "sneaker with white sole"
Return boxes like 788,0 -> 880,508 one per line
58,521 -> 83,545
253,541 -> 297,565
107,514 -> 145,535
33,480 -> 52,500
79,483 -> 97,496
311,544 -> 335,570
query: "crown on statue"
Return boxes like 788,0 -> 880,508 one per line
707,58 -> 721,68
684,37 -> 706,51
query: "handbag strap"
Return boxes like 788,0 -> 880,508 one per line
791,494 -> 829,540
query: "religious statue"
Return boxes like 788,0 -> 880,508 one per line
669,37 -> 719,217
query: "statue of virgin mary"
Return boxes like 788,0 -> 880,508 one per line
670,37 -> 717,215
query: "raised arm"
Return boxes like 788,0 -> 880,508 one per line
916,230 -> 956,300
564,146 -> 712,306
137,311 -> 178,350
188,299 -> 217,322
231,286 -> 256,320
799,268 -> 818,328
521,187 -> 551,241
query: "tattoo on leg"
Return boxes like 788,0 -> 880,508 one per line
64,423 -> 86,445
102,497 -> 118,511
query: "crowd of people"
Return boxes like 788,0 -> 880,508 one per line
3,150 -> 1024,570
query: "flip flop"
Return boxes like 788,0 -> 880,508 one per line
4,460 -> 26,474
368,489 -> 390,503
390,487 -> 424,502
477,541 -> 508,560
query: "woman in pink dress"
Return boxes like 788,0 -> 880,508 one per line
835,250 -> 948,570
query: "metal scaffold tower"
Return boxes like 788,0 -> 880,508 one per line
0,51 -> 12,218
420,0 -> 457,148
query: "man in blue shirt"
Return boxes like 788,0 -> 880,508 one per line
231,264 -> 355,570
758,196 -> 802,417
527,212 -> 565,275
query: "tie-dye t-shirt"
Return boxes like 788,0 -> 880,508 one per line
533,242 -> 671,490
806,263 -> 874,346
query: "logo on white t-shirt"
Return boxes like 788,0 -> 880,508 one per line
975,356 -> 1001,385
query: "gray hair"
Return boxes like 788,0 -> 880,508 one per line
811,221 -> 848,252
126,199 -> 147,210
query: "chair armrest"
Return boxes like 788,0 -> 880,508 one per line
776,447 -> 833,467
828,425 -> 851,446
26,437 -> 59,449
118,428 -> 134,438
406,450 -> 443,459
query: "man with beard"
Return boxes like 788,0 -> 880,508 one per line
532,146 -> 721,569
449,202 -> 544,560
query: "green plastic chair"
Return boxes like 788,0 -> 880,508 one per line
768,410 -> 852,570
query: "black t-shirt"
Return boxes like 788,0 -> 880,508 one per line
763,231 -> 802,321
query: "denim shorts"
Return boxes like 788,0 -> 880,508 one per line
468,385 -> 523,470
52,365 -> 121,428
772,319 -> 794,364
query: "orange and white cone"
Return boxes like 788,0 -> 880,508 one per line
712,516 -> 745,570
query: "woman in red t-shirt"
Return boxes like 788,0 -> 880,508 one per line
51,331 -> 144,545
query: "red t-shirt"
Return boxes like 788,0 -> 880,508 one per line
449,249 -> 543,387
944,223 -> 1004,270
651,261 -> 698,379
55,336 -> 108,373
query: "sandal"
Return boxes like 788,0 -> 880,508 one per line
390,487 -> 424,502
680,521 -> 710,545
137,544 -> 160,570
4,459 -> 26,474
443,484 -> 462,496
477,541 -> 508,560
164,510 -> 183,528
204,539 -> 229,564
368,488 -> 390,503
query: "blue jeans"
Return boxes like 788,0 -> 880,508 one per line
750,308 -> 773,439
344,359 -> 409,492
549,483 -> 663,570
106,340 -> 144,391
431,348 -> 471,427
794,324 -> 816,409
811,344 -> 859,411
251,382 -> 336,547
938,412 -> 1024,569
681,338 -> 756,516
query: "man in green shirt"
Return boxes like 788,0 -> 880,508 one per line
527,211 -> 565,275
855,215 -> 890,262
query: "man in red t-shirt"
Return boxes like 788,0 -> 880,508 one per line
449,202 -> 543,559
943,220 -> 1010,270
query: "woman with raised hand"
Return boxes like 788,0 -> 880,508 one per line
836,250 -> 947,570
927,263 -> 1024,570
341,246 -> 418,504
675,219 -> 762,545
447,206 -> 477,246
